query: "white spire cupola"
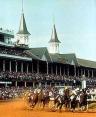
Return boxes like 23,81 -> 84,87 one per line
49,24 -> 61,54
16,0 -> 30,46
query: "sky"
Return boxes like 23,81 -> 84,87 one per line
0,0 -> 96,61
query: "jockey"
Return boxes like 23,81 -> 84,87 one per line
70,93 -> 76,101
49,91 -> 53,97
34,89 -> 38,94
37,88 -> 41,93
64,86 -> 68,90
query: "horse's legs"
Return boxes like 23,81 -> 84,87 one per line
77,102 -> 80,111
80,105 -> 83,111
57,102 -> 60,110
42,100 -> 46,109
65,102 -> 69,111
86,103 -> 88,111
59,103 -> 63,112
83,104 -> 88,111
68,102 -> 71,110
69,101 -> 71,110
38,101 -> 42,108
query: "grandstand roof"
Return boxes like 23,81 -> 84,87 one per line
50,53 -> 78,65
25,47 -> 51,62
49,53 -> 66,64
25,47 -> 96,68
24,51 -> 40,60
62,53 -> 78,65
26,47 -> 79,65
77,58 -> 96,68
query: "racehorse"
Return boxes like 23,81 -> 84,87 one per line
53,88 -> 88,112
38,89 -> 50,108
28,89 -> 50,108
70,89 -> 88,112
27,91 -> 38,108
70,94 -> 79,111
79,89 -> 88,111
27,88 -> 88,111
53,88 -> 71,111
64,88 -> 71,109
53,94 -> 65,111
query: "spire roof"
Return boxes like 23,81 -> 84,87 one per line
49,24 -> 60,43
17,13 -> 30,35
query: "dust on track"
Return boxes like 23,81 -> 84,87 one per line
0,98 -> 96,117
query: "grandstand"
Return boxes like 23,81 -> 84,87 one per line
0,2 -> 96,89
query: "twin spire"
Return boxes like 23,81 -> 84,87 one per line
48,24 -> 61,54
17,13 -> 30,35
16,0 -> 30,46
49,24 -> 60,43
17,0 -> 30,35
16,0 -> 61,52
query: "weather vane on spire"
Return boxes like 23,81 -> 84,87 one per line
22,0 -> 23,13
52,14 -> 55,25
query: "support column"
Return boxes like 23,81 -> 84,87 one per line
5,83 -> 7,87
74,65 -> 76,77
21,62 -> 23,73
60,66 -> 62,75
39,82 -> 41,87
37,61 -> 39,73
67,66 -> 69,77
9,60 -> 12,72
81,68 -> 83,77
24,81 -> 27,87
27,63 -> 28,73
3,60 -> 5,72
32,62 -> 33,73
33,82 -> 35,88
50,82 -> 51,87
15,81 -> 17,87
56,64 -> 57,75
51,64 -> 53,74
16,61 -> 17,72
84,69 -> 86,76
77,68 -> 79,77
47,62 -> 49,74
92,69 -> 94,78
88,69 -> 90,78
63,66 -> 65,76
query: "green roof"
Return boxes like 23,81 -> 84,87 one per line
50,53 -> 78,65
26,47 -> 51,62
50,53 -> 66,64
17,13 -> 30,35
77,58 -> 96,68
24,50 -> 40,60
25,47 -> 96,68
62,53 -> 78,65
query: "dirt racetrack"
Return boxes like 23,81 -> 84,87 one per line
0,98 -> 96,117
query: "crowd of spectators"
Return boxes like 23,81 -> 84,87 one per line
0,47 -> 30,57
0,87 -> 25,100
0,71 -> 96,87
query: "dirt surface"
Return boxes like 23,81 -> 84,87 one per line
0,98 -> 96,117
